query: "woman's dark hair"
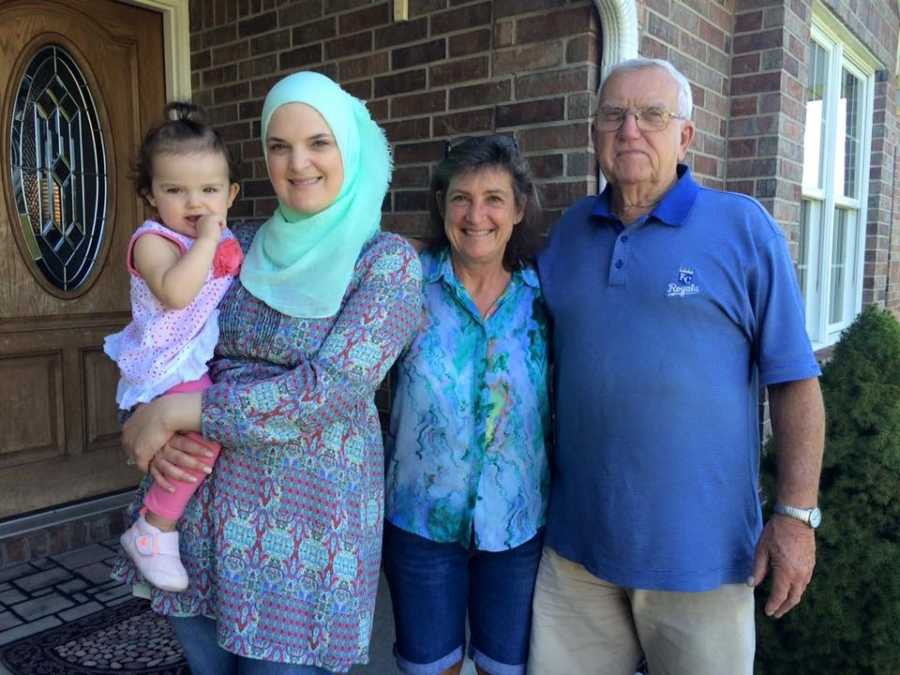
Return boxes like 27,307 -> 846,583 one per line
133,102 -> 239,199
427,134 -> 543,271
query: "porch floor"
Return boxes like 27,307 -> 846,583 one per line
0,539 -> 404,674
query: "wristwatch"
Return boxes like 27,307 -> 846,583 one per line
773,502 -> 822,529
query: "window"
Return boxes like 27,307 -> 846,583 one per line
10,44 -> 107,293
799,20 -> 875,348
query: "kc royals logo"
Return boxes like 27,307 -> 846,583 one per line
667,266 -> 700,297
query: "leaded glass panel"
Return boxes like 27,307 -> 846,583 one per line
10,44 -> 107,292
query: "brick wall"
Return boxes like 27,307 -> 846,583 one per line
635,0 -> 735,189
189,0 -> 601,235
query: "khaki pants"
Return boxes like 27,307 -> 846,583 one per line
527,548 -> 755,675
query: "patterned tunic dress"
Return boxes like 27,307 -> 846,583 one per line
113,225 -> 423,672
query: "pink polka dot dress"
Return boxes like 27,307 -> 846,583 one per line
104,219 -> 243,410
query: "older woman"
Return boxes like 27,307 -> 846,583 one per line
383,135 -> 550,675
115,71 -> 422,674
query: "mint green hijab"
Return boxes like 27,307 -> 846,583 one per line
240,71 -> 391,318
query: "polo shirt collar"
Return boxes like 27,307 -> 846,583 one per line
592,164 -> 699,228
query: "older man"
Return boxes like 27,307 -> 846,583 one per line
528,58 -> 825,675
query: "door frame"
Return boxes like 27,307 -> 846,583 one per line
120,0 -> 190,101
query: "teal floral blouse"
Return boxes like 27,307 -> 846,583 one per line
385,247 -> 551,551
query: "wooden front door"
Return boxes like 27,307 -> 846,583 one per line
0,0 -> 167,518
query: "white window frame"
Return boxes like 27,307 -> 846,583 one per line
800,12 -> 878,349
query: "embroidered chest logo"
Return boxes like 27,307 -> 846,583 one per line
666,266 -> 700,297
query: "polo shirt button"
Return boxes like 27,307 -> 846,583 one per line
615,259 -> 624,269
621,235 -> 629,243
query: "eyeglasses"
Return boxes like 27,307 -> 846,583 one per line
594,106 -> 687,132
444,134 -> 519,158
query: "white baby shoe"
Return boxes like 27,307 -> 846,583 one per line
120,515 -> 189,592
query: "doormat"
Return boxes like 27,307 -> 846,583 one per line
0,597 -> 189,674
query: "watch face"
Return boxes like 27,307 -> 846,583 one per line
809,508 -> 822,528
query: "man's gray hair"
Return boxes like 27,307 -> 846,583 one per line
599,58 -> 693,119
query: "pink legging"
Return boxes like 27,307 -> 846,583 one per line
142,373 -> 221,522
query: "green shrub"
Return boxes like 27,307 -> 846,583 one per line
756,306 -> 900,675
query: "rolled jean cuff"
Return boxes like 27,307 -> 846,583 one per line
471,646 -> 525,675
395,644 -> 463,675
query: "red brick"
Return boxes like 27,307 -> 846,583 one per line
374,69 -> 427,97
730,72 -> 781,95
733,29 -> 782,54
494,19 -> 514,48
333,0 -> 375,11
240,55 -> 278,80
528,153 -> 564,179
692,154 -> 718,177
392,39 -> 447,69
518,122 -> 590,152
383,117 -> 431,143
516,6 -> 594,44
325,32 -> 373,59
280,44 -> 322,70
394,140 -> 445,164
394,190 -> 431,211
278,0 -> 322,26
433,108 -> 494,136
208,104 -> 238,125
339,51 -> 389,80
496,98 -> 565,128
735,11 -> 763,33
392,90 -> 447,117
204,24 -> 237,48
540,180 -> 589,208
449,80 -> 511,109
516,66 -> 593,99
567,92 -> 594,120
679,31 -> 708,61
567,34 -> 597,64
392,165 -> 431,188
339,3 -> 390,33
449,29 -> 491,57
213,41 -> 250,65
432,2 -> 492,36
647,12 -> 678,45
429,56 -> 489,87
730,96 -> 758,117
193,49 -> 212,70
690,83 -> 706,110
239,133 -> 263,155
238,11 -> 277,38
566,151 -> 595,177
251,29 -> 291,55
251,74 -> 283,98
697,18 -> 726,52
344,79 -> 372,100
494,0 -> 562,17
728,138 -> 757,158
732,52 -> 761,75
640,35 -> 669,61
293,17 -> 336,44
495,43 -> 564,76
374,17 -> 428,49
367,98 -> 389,121
203,64 -> 238,88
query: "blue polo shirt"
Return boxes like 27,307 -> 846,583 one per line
538,166 -> 820,592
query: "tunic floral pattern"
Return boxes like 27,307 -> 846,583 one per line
112,224 -> 423,672
384,247 -> 551,552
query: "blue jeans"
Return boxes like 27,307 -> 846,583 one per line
168,615 -> 333,675
382,522 -> 543,675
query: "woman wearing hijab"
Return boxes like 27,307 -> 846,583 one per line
115,71 -> 423,674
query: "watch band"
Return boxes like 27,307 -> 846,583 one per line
773,502 -> 821,529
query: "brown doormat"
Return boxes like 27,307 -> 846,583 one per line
0,597 -> 188,674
